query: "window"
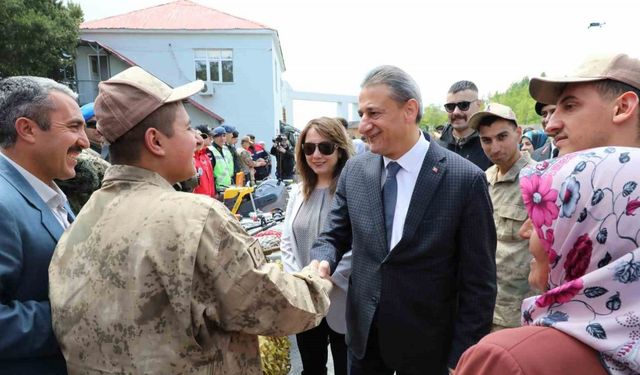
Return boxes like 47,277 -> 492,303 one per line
194,49 -> 233,83
88,55 -> 110,82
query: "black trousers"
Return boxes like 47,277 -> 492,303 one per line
296,318 -> 347,375
348,314 -> 446,375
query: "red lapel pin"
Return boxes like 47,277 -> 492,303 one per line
432,166 -> 439,174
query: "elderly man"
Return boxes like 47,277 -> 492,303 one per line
437,80 -> 493,170
48,66 -> 331,375
0,76 -> 88,374
469,103 -> 535,330
312,65 -> 496,375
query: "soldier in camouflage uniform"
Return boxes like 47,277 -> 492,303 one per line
56,148 -> 110,214
468,103 -> 535,330
48,67 -> 332,375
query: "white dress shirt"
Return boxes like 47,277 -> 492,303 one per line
382,130 -> 430,250
0,151 -> 71,229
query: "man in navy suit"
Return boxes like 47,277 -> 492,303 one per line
0,76 -> 88,374
312,66 -> 496,375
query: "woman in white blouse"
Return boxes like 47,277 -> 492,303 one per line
281,117 -> 353,375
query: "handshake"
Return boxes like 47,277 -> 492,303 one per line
307,259 -> 331,279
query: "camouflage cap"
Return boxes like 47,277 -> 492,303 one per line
467,102 -> 518,130
530,53 -> 640,105
95,66 -> 204,143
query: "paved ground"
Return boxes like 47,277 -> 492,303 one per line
288,335 -> 335,375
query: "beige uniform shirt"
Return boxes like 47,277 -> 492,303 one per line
486,153 -> 535,328
49,165 -> 330,375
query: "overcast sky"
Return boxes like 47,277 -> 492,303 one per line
71,0 -> 640,127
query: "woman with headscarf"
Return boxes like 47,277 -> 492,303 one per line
456,146 -> 640,375
520,130 -> 548,156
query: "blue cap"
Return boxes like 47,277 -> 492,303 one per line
213,126 -> 226,137
223,124 -> 236,133
80,102 -> 95,122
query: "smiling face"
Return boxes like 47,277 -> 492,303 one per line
358,84 -> 418,159
33,91 -> 88,183
446,89 -> 481,132
521,137 -> 534,154
303,126 -> 338,182
162,104 -> 198,184
546,83 -> 615,156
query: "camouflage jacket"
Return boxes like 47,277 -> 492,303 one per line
49,165 -> 331,375
56,148 -> 110,214
486,153 -> 535,328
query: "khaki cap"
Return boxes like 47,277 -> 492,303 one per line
95,66 -> 204,143
468,102 -> 518,130
530,53 -> 640,105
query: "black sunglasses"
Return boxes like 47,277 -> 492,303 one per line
302,142 -> 337,156
444,100 -> 476,113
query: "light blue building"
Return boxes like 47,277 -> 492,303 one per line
75,0 -> 291,146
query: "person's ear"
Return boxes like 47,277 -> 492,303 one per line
404,98 -> 419,123
612,91 -> 639,125
144,128 -> 167,156
14,117 -> 39,144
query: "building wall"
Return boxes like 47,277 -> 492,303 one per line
78,30 -> 285,148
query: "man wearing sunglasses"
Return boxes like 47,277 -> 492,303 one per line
312,65 -> 496,375
438,81 -> 493,171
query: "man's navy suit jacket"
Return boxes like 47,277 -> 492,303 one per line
312,139 -> 497,374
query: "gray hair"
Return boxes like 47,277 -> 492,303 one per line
0,76 -> 77,148
361,65 -> 423,123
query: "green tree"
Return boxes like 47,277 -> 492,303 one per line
0,0 -> 83,80
419,104 -> 448,130
488,77 -> 541,126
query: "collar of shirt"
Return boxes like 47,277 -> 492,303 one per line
383,130 -> 430,174
486,152 -> 533,185
0,150 -> 67,210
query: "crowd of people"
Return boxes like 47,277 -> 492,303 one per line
1,52 -> 639,375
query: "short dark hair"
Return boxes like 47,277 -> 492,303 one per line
335,117 -> 349,129
592,80 -> 640,131
194,124 -> 210,135
109,101 -> 179,164
477,115 -> 517,130
0,76 -> 77,148
448,80 -> 478,95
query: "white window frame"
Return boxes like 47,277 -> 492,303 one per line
194,49 -> 234,83
87,54 -> 110,82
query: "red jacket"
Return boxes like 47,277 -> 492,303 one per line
193,148 -> 215,197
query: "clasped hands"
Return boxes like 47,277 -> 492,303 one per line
307,259 -> 331,280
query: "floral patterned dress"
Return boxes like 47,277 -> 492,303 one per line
519,146 -> 640,375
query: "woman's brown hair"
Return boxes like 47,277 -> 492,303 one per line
295,117 -> 354,200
